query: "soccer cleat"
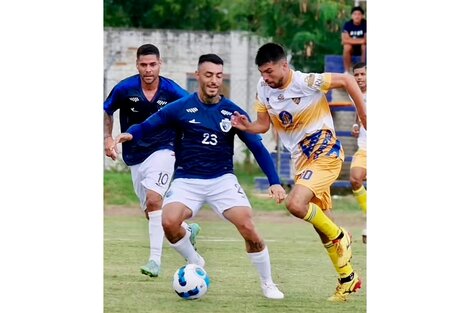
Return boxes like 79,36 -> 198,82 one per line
362,228 -> 367,244
261,282 -> 284,299
189,223 -> 201,250
140,260 -> 161,277
332,227 -> 352,266
327,273 -> 362,302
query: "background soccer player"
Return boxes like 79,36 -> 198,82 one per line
112,54 -> 286,299
104,44 -> 199,278
231,42 -> 366,302
349,62 -> 367,244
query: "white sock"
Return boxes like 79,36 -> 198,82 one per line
148,210 -> 163,264
169,227 -> 200,264
248,247 -> 274,285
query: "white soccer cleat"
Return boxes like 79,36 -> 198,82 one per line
261,282 -> 284,299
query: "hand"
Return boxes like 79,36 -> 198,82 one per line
230,111 -> 250,131
104,136 -> 118,160
107,133 -> 133,160
268,184 -> 287,204
351,124 -> 360,138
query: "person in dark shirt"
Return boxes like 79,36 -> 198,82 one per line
341,6 -> 367,73
104,44 -> 199,278
112,53 -> 286,299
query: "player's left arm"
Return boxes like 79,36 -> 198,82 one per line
329,73 -> 367,130
241,134 -> 287,204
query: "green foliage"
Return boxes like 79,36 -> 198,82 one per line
104,0 -> 362,72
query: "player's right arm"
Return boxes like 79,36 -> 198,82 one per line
231,92 -> 271,133
231,110 -> 271,134
103,85 -> 121,160
104,112 -> 118,160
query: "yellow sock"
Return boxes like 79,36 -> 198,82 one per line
324,242 -> 354,278
303,203 -> 341,241
353,185 -> 367,214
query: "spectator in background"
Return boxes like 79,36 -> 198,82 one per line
341,6 -> 366,73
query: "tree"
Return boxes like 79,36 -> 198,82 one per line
104,0 -> 359,72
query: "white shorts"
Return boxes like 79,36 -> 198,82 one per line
129,149 -> 175,211
163,173 -> 251,219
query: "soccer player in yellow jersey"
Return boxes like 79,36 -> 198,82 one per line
231,42 -> 367,302
349,62 -> 367,244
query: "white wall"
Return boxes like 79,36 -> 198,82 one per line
104,28 -> 275,169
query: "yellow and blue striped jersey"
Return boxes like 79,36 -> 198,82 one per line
255,70 -> 344,174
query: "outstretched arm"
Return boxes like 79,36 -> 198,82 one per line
231,111 -> 271,134
329,73 -> 367,130
243,137 -> 287,204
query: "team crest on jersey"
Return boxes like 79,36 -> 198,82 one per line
279,111 -> 293,126
305,74 -> 315,88
219,118 -> 232,132
292,97 -> 301,105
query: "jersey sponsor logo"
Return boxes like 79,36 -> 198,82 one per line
186,107 -> 198,113
189,119 -> 201,124
220,109 -> 232,116
292,97 -> 301,105
219,118 -> 232,132
156,100 -> 168,106
277,94 -> 285,101
130,107 -> 139,112
129,97 -> 139,102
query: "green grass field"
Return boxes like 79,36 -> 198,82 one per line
104,170 -> 366,313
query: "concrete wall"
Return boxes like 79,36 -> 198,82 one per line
104,28 -> 273,169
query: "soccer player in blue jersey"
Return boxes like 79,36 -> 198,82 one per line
112,53 -> 286,299
104,44 -> 200,278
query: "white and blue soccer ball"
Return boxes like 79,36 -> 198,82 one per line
173,264 -> 210,300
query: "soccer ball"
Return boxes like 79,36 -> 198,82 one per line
173,264 -> 210,300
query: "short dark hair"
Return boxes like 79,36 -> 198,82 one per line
198,54 -> 224,66
255,42 -> 287,67
352,62 -> 366,71
137,44 -> 160,58
351,6 -> 364,15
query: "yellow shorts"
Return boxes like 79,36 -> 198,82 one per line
350,149 -> 367,169
294,157 -> 342,210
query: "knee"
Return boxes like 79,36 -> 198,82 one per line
237,220 -> 256,237
146,194 -> 163,212
285,196 -> 308,218
162,215 -> 181,235
349,175 -> 363,191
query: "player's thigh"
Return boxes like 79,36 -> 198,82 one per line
295,157 -> 342,210
350,149 -> 367,172
205,174 -> 252,219
162,177 -> 207,219
140,149 -> 175,197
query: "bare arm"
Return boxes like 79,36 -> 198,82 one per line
329,73 -> 367,130
341,32 -> 366,45
231,111 -> 271,134
104,112 -> 118,160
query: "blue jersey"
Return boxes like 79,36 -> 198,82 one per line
342,19 -> 367,39
127,93 -> 281,184
104,75 -> 188,165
